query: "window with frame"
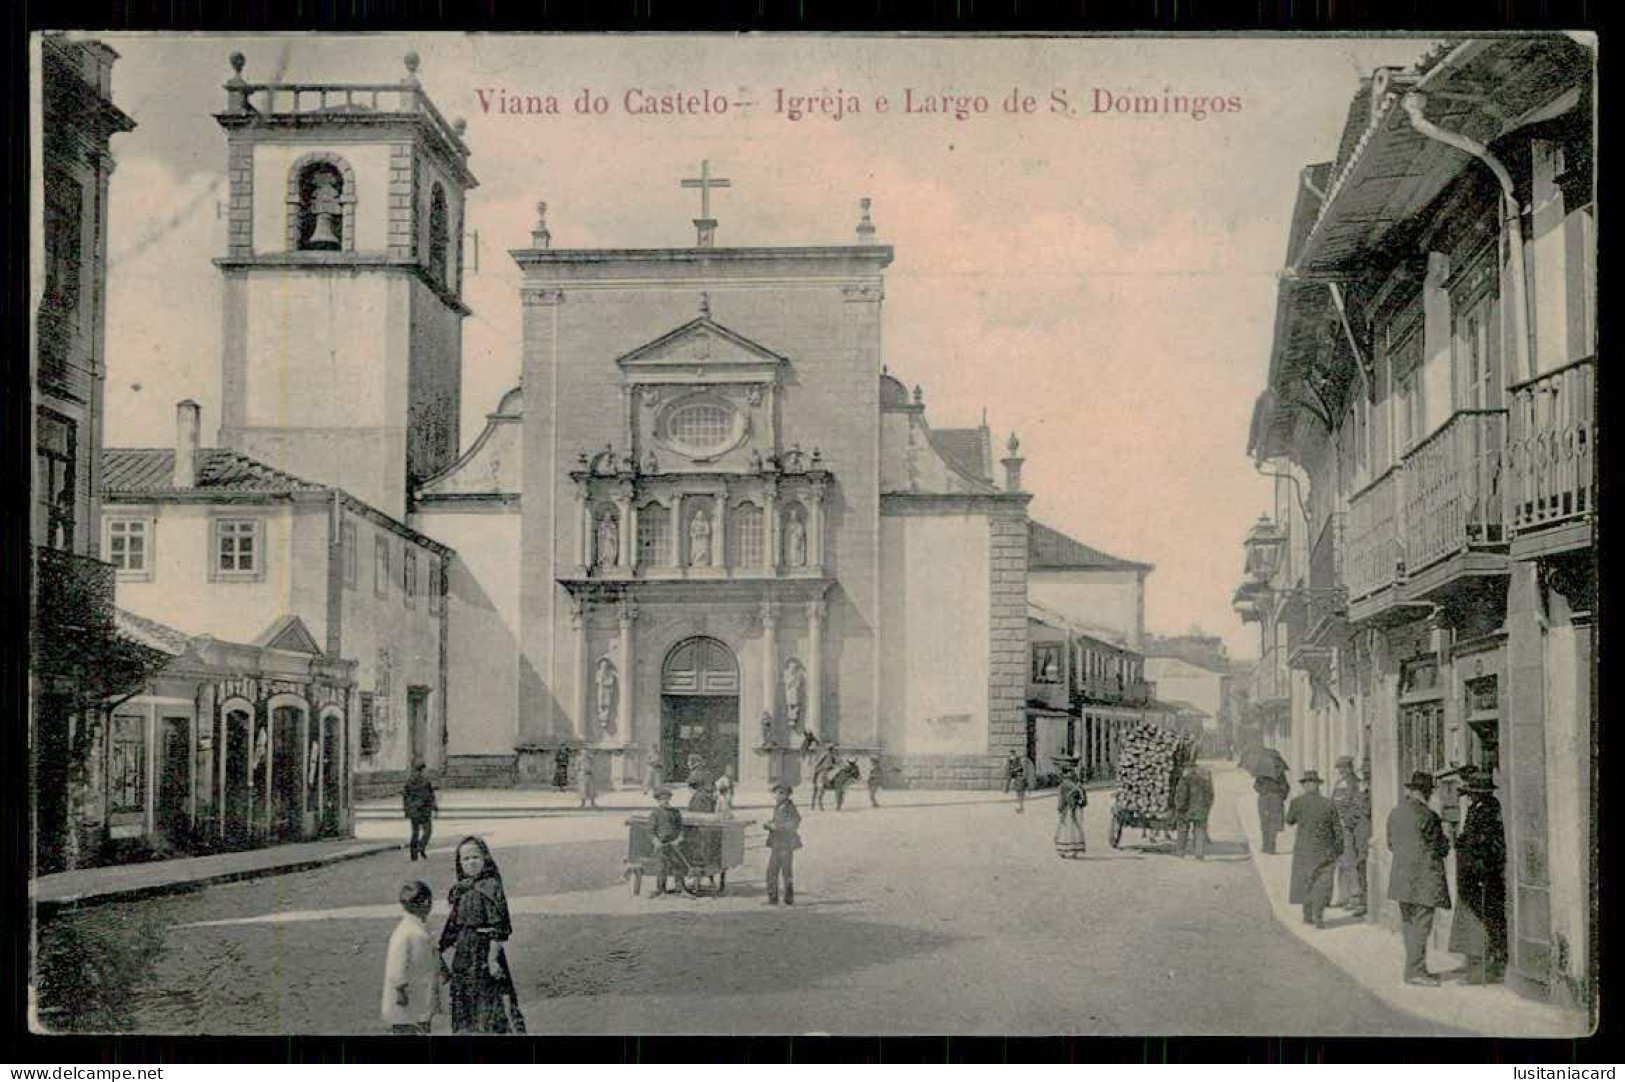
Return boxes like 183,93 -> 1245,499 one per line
1388,309 -> 1425,452
37,409 -> 77,551
403,548 -> 417,608
1398,700 -> 1446,782
375,537 -> 391,598
342,521 -> 357,590
1452,289 -> 1498,411
214,518 -> 260,578
428,558 -> 443,614
1032,643 -> 1063,684
428,184 -> 450,287
728,504 -> 763,567
106,519 -> 150,576
109,713 -> 146,815
638,504 -> 671,567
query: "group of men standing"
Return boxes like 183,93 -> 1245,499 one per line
1255,747 -> 1508,987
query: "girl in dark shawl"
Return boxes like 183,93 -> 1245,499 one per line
439,836 -> 519,1033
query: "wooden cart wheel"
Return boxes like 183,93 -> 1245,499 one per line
1109,811 -> 1124,849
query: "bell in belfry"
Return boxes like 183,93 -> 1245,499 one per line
306,175 -> 342,249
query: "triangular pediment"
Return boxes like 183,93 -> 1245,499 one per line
255,614 -> 323,656
616,317 -> 786,381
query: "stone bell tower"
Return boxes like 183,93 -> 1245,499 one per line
213,51 -> 476,519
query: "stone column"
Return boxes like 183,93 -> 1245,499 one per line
571,596 -> 588,739
613,483 -> 633,572
628,502 -> 641,571
761,597 -> 779,725
617,596 -> 636,744
807,596 -> 826,739
712,490 -> 727,569
763,480 -> 779,571
575,485 -> 591,570
671,494 -> 685,568
810,478 -> 827,570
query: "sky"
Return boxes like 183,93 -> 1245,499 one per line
85,32 -> 1442,661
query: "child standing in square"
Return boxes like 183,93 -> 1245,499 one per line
381,880 -> 441,1034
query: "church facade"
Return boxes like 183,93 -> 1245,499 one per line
421,199 -> 1037,789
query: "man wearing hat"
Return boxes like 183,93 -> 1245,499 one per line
1331,755 -> 1371,915
1386,770 -> 1452,985
1449,767 -> 1506,984
648,786 -> 687,897
764,783 -> 802,906
1286,769 -> 1342,928
1253,748 -> 1291,854
685,753 -> 717,813
1172,759 -> 1215,860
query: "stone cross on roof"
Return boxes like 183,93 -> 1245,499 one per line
681,159 -> 731,247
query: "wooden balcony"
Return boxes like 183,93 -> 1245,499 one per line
1345,466 -> 1404,614
1400,410 -> 1509,599
1506,355 -> 1595,560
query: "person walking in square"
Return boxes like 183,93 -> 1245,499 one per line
1011,752 -> 1036,814
402,762 -> 437,862
1173,759 -> 1214,860
1286,770 -> 1342,928
1331,755 -> 1371,915
1052,757 -> 1087,858
715,769 -> 736,820
686,753 -> 717,812
866,753 -> 885,808
578,750 -> 599,809
439,836 -> 521,1033
1387,771 -> 1452,985
1254,749 -> 1290,854
1449,768 -> 1507,984
381,880 -> 442,1034
764,784 -> 802,905
649,786 -> 688,897
642,743 -> 662,796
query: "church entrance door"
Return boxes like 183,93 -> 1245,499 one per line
660,637 -> 740,783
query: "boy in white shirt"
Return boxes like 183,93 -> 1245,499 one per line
381,880 -> 441,1034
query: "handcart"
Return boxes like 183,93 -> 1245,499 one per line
625,812 -> 754,896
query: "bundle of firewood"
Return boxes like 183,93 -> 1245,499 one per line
1112,724 -> 1193,815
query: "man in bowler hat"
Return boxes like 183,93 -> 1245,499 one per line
1387,770 -> 1452,985
1286,769 -> 1342,928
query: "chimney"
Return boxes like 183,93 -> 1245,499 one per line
175,400 -> 201,489
1001,431 -> 1025,493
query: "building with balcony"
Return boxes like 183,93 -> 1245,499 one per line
31,35 -> 150,874
1238,38 -> 1594,1010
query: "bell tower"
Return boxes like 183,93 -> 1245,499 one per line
213,50 -> 476,519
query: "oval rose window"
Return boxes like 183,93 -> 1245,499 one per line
666,401 -> 734,455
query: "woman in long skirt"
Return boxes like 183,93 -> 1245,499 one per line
1053,758 -> 1088,858
439,835 -> 519,1034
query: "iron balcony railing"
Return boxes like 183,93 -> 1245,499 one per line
1506,355 -> 1595,537
1345,465 -> 1403,602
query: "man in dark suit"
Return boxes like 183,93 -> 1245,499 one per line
1387,770 -> 1452,985
1286,770 -> 1342,927
1254,748 -> 1291,854
402,762 -> 437,862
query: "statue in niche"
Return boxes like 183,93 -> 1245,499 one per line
595,658 -> 618,730
689,508 -> 712,566
782,658 -> 805,728
785,512 -> 808,568
596,512 -> 619,567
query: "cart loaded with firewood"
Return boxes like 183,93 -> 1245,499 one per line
1109,724 -> 1199,849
